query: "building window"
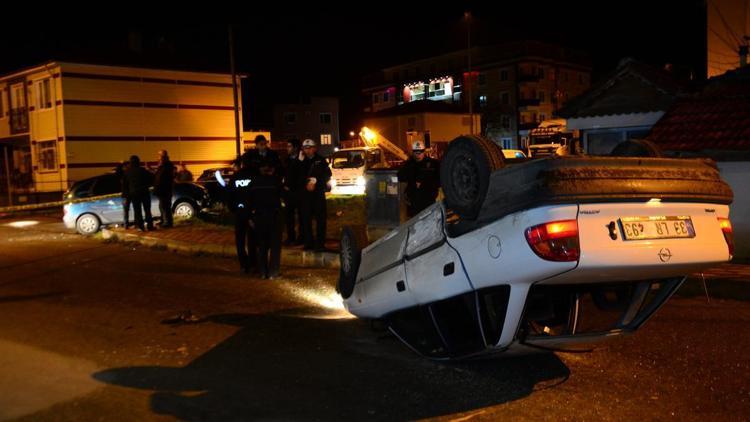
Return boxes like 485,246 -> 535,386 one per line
284,112 -> 297,125
372,93 -> 380,104
478,73 -> 486,86
320,134 -> 332,145
501,115 -> 510,129
500,91 -> 510,105
537,90 -> 545,103
499,69 -> 508,81
383,91 -> 389,102
37,140 -> 57,171
502,138 -> 513,149
35,79 -> 52,110
320,112 -> 332,124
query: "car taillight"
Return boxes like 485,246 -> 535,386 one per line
525,219 -> 580,262
718,217 -> 734,256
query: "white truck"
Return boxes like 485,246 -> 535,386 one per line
338,136 -> 734,359
329,127 -> 409,195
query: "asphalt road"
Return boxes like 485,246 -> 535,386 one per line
0,217 -> 748,421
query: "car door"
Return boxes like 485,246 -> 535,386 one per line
91,175 -> 124,224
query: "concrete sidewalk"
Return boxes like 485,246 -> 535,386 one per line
101,221 -> 340,269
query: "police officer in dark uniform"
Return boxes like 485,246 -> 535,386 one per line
125,155 -> 155,231
154,150 -> 175,228
250,158 -> 283,279
283,138 -> 303,245
227,155 -> 256,273
397,140 -> 441,217
241,135 -> 282,176
299,139 -> 332,251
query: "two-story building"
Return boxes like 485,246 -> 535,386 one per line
362,41 -> 591,149
271,97 -> 340,156
0,61 -> 243,205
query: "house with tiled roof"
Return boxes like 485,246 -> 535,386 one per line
648,66 -> 750,259
557,58 -> 682,155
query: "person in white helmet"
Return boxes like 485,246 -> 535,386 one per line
299,139 -> 332,251
397,140 -> 441,217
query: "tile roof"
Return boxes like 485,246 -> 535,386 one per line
647,66 -> 750,152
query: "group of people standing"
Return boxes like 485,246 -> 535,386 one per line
116,150 -> 183,232
227,135 -> 331,279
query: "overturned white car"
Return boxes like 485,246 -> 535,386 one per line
338,136 -> 734,359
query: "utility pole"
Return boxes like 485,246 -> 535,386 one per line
228,25 -> 242,157
465,12 -> 473,135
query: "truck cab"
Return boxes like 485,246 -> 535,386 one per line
329,147 -> 386,195
528,119 -> 576,158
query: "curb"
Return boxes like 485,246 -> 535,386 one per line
100,228 -> 340,270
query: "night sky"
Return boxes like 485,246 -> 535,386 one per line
0,2 -> 707,133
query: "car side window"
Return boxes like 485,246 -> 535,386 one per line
92,175 -> 120,196
72,179 -> 96,198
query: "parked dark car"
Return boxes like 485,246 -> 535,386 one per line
63,172 -> 210,234
195,166 -> 235,204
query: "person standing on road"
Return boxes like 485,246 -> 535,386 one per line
250,158 -> 283,279
175,163 -> 193,182
115,160 -> 132,229
241,135 -> 282,176
125,155 -> 155,232
154,150 -> 176,228
227,155 -> 256,274
283,138 -> 303,245
397,140 -> 441,217
299,139 -> 331,252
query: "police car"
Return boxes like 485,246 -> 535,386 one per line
338,135 -> 734,359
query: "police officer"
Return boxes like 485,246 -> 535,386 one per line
397,140 -> 441,217
125,155 -> 155,231
154,150 -> 175,228
283,138 -> 303,245
241,135 -> 282,176
227,155 -> 256,273
250,158 -> 283,279
299,139 -> 332,251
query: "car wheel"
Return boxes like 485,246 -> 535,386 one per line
173,201 -> 196,220
76,213 -> 101,235
440,135 -> 505,220
610,139 -> 663,157
338,225 -> 368,299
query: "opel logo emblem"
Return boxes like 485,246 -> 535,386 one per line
658,248 -> 672,262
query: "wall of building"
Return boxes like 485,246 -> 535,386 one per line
272,97 -> 339,155
364,112 -> 479,152
59,63 -> 242,184
718,161 -> 750,259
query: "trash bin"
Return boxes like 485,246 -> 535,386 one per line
364,168 -> 406,241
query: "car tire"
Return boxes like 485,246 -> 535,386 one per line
610,139 -> 663,157
173,200 -> 196,220
76,213 -> 101,235
440,135 -> 505,220
338,225 -> 368,299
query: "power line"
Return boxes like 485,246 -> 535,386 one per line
709,0 -> 745,46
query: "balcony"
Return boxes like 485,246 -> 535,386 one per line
518,98 -> 541,107
518,73 -> 542,83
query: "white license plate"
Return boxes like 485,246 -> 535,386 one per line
619,216 -> 695,240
